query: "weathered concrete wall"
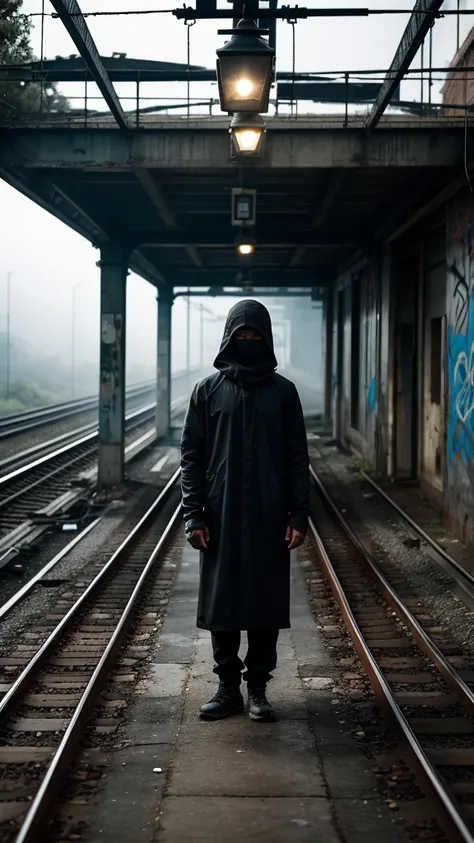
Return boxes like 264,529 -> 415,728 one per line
331,280 -> 352,444
0,125 -> 468,171
332,186 -> 474,546
421,227 -> 447,499
331,260 -> 379,463
446,193 -> 474,542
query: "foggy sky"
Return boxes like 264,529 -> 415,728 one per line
0,0 -> 470,376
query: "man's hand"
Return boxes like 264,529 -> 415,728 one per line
186,527 -> 210,550
285,526 -> 305,550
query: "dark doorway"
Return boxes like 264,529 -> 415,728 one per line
351,275 -> 361,429
336,289 -> 345,441
394,255 -> 418,478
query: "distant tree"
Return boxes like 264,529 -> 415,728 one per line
0,0 -> 69,114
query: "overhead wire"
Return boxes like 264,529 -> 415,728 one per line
24,7 -> 474,17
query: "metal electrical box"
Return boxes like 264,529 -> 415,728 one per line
231,188 -> 256,227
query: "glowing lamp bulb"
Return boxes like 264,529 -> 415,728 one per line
237,243 -> 254,256
235,77 -> 253,97
234,129 -> 261,153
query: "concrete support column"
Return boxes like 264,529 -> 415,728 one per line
97,243 -> 129,489
323,290 -> 334,422
156,288 -> 173,439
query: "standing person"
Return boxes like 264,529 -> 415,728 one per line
180,300 -> 309,722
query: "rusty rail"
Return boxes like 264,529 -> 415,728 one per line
360,470 -> 474,592
309,464 -> 473,843
0,468 -> 182,841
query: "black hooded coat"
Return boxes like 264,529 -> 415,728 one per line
180,300 -> 310,631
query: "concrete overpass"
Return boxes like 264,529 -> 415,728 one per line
1,0 -> 471,490
0,111 -> 470,485
1,114 -> 468,294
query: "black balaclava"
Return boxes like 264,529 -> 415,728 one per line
213,300 -> 278,386
231,337 -> 264,367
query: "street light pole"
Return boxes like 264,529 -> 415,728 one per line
71,283 -> 83,398
5,271 -> 12,401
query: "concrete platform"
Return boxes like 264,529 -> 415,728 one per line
91,543 -> 409,843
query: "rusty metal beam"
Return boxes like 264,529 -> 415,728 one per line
134,169 -> 176,227
48,0 -> 129,129
365,0 -> 445,132
134,169 -> 202,266
312,169 -> 347,227
386,174 -> 467,243
136,232 -> 353,248
373,173 -> 442,242
289,247 -> 306,268
186,245 -> 203,267
131,250 -> 167,287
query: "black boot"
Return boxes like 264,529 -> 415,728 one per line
200,681 -> 244,720
247,683 -> 275,722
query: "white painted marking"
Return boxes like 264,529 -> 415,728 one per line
151,451 -> 172,472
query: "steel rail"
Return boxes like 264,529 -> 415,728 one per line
0,467 -> 181,732
0,366 -> 198,441
309,466 -> 474,714
0,398 -> 187,616
0,381 -> 154,433
308,513 -> 472,843
0,403 -> 155,489
0,404 -> 155,519
15,500 -> 182,843
0,516 -> 103,621
360,471 -> 474,591
0,393 -> 187,474
0,395 -> 187,565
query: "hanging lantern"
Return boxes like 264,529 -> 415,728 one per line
216,18 -> 275,114
230,113 -> 266,159
235,229 -> 256,257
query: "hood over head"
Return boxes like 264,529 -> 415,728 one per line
213,299 -> 278,385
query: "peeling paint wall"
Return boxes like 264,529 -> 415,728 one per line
446,194 -> 474,542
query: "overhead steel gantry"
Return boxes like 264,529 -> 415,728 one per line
7,0 -> 454,489
365,0 -> 445,131
46,0 -> 183,485
48,0 -> 129,129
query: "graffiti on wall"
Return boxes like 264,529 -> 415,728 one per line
447,210 -> 474,477
367,377 -> 377,413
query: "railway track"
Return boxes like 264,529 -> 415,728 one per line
0,404 -> 156,545
0,382 -> 155,441
360,471 -> 474,602
308,463 -> 474,843
0,468 -> 182,842
0,395 -> 188,563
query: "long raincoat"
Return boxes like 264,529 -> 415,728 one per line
180,300 -> 309,631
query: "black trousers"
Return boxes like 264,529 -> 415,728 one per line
211,629 -> 279,684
